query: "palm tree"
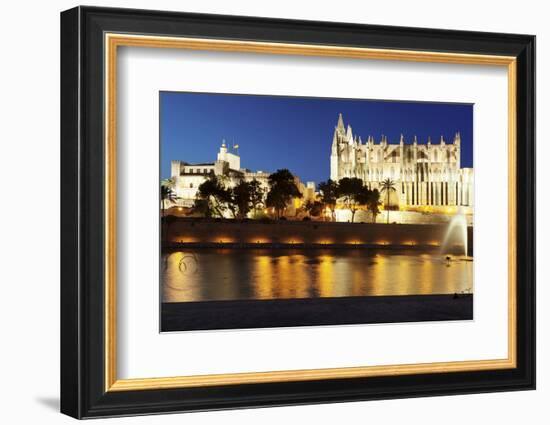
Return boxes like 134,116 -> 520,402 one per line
380,178 -> 397,224
160,179 -> 177,243
160,179 -> 176,217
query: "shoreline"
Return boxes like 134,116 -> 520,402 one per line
161,293 -> 473,332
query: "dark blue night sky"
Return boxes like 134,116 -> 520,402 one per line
160,92 -> 473,183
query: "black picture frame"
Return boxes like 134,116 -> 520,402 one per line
61,5 -> 535,419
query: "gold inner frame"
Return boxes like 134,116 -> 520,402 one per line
104,33 -> 517,392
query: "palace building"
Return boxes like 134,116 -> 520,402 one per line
170,141 -> 316,212
330,113 -> 474,207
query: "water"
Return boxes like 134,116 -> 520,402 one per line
162,249 -> 473,302
441,208 -> 468,256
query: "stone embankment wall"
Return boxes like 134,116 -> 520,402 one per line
165,218 -> 473,254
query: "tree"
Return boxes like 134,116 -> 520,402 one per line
160,179 -> 176,217
231,179 -> 266,219
266,169 -> 302,218
318,179 -> 339,221
337,177 -> 364,223
380,178 -> 397,224
192,198 -> 213,218
195,176 -> 233,218
231,180 -> 252,219
305,200 -> 324,218
247,179 -> 266,218
366,189 -> 382,223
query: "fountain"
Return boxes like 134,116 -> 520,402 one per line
441,207 -> 469,257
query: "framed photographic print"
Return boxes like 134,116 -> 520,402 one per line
60,6 -> 535,419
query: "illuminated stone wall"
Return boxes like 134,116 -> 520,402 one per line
166,219 -> 473,252
334,209 -> 473,226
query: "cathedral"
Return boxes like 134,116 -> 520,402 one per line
330,113 -> 474,207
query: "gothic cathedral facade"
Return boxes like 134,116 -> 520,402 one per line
330,114 -> 474,207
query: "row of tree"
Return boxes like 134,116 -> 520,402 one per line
189,169 -> 302,219
313,177 -> 395,223
162,171 -> 397,223
193,176 -> 265,219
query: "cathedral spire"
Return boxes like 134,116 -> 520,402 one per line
454,132 -> 461,145
440,135 -> 445,145
346,124 -> 353,143
336,113 -> 345,132
331,127 -> 342,156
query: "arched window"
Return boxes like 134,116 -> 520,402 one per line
434,150 -> 438,162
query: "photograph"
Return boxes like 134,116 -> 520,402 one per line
159,92 -> 474,331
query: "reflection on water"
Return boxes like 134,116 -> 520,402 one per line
162,249 -> 473,302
